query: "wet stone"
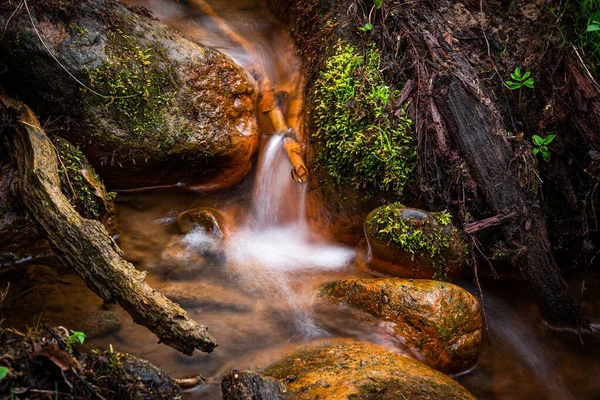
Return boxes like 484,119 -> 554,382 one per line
318,278 -> 482,373
264,340 -> 476,399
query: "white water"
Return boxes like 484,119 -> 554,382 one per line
221,135 -> 354,335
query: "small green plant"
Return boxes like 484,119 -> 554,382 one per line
108,344 -> 120,368
67,330 -> 86,348
577,1 -> 600,74
532,134 -> 556,162
0,366 -> 9,380
359,23 -> 373,32
374,0 -> 383,8
506,67 -> 535,104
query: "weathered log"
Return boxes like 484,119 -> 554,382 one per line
1,95 -> 217,355
221,370 -> 291,400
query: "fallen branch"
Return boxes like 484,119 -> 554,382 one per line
464,209 -> 520,235
2,96 -> 217,355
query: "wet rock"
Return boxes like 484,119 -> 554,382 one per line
264,340 -> 476,399
0,0 -> 259,189
177,207 -> 225,237
318,278 -> 482,373
222,370 -> 291,400
364,204 -> 467,280
120,354 -> 182,397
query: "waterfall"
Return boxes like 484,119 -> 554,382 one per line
223,134 -> 354,336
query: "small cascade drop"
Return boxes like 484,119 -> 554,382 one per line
225,134 -> 353,336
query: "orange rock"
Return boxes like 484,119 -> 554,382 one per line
318,279 -> 482,373
264,340 -> 476,399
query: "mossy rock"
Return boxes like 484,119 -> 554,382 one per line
365,204 -> 467,280
264,340 -> 476,399
0,0 -> 258,189
318,279 -> 482,373
222,370 -> 291,400
177,207 -> 225,237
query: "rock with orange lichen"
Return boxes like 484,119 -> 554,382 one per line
318,279 -> 482,373
264,340 -> 476,399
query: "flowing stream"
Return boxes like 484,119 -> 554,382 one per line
85,0 -> 600,398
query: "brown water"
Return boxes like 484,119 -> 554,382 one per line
85,1 -> 600,398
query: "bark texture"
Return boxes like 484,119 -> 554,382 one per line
1,95 -> 217,355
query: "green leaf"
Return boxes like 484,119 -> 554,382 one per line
523,78 -> 535,88
543,134 -> 556,145
522,71 -> 531,80
532,147 -> 540,155
511,72 -> 519,80
0,366 -> 8,380
70,330 -> 86,345
359,23 -> 373,32
587,24 -> 600,32
506,81 -> 520,90
374,0 -> 383,8
514,66 -> 521,78
542,151 -> 551,162
532,135 -> 544,146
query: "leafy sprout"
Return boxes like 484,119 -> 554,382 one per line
532,134 -> 556,162
506,66 -> 535,104
0,366 -> 9,380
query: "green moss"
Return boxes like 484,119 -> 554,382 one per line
56,138 -> 103,218
85,27 -> 177,136
368,203 -> 465,278
312,41 -> 415,197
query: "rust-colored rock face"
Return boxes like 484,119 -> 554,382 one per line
319,279 -> 482,373
264,340 -> 476,399
364,205 -> 466,281
0,0 -> 259,189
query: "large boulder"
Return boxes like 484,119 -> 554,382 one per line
364,203 -> 467,280
318,279 -> 482,373
264,340 -> 476,399
0,0 -> 258,189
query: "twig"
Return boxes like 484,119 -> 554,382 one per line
1,0 -> 24,40
471,239 -> 490,337
572,44 -> 600,92
22,0 -> 139,100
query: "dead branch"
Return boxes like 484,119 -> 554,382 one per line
1,95 -> 217,355
464,209 -> 520,235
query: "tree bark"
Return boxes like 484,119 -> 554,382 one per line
1,95 -> 217,355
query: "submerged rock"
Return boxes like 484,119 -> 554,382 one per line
318,278 -> 482,373
222,370 -> 291,400
364,204 -> 467,280
177,207 -> 225,237
264,340 -> 476,399
0,0 -> 259,189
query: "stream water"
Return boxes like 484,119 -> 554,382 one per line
85,0 -> 600,398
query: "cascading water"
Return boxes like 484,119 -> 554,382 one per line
224,133 -> 354,335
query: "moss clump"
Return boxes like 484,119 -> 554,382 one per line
368,203 -> 461,262
86,27 -> 177,136
56,138 -> 113,218
312,41 -> 415,197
